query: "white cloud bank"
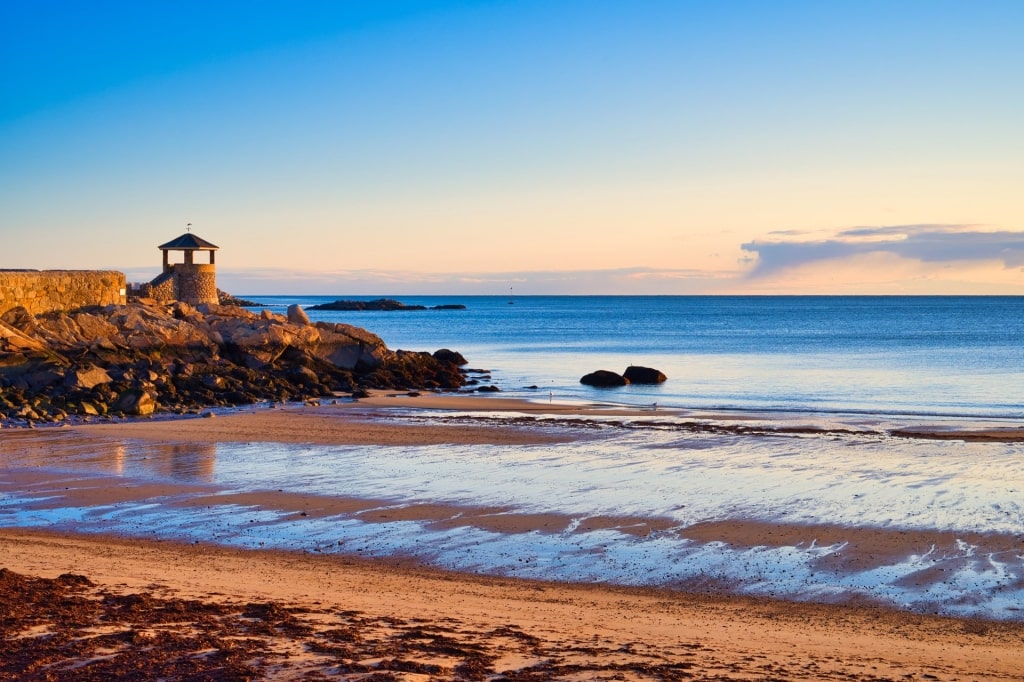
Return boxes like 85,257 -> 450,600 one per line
742,224 -> 1024,277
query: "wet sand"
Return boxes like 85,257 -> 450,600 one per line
6,465 -> 1023,576
45,390 -> 1024,444
3,528 -> 1023,681
4,395 -> 1024,678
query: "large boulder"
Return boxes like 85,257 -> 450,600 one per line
112,388 -> 156,416
287,304 -> 311,326
313,322 -> 388,370
580,370 -> 629,387
213,315 -> 319,368
64,366 -> 112,390
623,365 -> 667,384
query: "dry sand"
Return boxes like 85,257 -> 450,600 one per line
3,528 -> 1023,681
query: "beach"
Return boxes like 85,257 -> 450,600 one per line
3,394 -> 1024,678
4,527 -> 1024,681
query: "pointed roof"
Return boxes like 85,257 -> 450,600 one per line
158,233 -> 219,251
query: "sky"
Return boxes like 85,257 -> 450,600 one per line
2,0 -> 1024,295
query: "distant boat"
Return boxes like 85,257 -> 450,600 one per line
508,286 -> 514,305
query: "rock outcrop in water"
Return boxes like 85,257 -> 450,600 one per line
580,366 -> 667,388
580,370 -> 629,387
0,301 -> 466,425
308,298 -> 466,311
622,365 -> 667,384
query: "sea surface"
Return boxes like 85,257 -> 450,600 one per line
252,294 -> 1024,419
3,296 -> 1024,620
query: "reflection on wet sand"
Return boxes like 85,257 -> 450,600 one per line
0,430 -> 218,483
143,442 -> 218,482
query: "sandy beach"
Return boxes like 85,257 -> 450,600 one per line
3,528 -> 1023,681
3,395 -> 1024,679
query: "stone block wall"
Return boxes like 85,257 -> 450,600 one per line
139,271 -> 176,303
173,264 -> 219,306
0,270 -> 126,316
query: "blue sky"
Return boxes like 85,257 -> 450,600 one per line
3,1 -> 1023,294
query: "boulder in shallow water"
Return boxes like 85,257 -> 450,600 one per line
623,365 -> 667,384
580,370 -> 629,387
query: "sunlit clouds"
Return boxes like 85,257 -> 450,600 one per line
738,225 -> 1024,293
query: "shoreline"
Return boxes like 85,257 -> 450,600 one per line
6,464 -> 1023,593
5,390 -> 1024,441
4,393 -> 1024,635
3,527 -> 1024,680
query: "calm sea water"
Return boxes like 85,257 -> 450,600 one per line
246,295 -> 1024,419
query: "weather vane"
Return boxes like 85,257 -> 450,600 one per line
187,222 -> 192,233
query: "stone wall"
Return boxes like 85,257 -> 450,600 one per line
140,271 -> 176,303
173,264 -> 219,306
0,270 -> 126,316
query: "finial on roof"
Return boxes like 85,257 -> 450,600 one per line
187,222 -> 192,233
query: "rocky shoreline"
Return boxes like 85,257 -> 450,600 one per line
0,300 -> 468,427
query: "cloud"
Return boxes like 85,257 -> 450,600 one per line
741,224 -> 1024,277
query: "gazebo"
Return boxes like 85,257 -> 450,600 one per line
158,232 -> 219,274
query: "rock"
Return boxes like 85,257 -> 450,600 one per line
312,323 -> 387,370
15,405 -> 38,420
64,366 -> 112,390
18,367 -> 65,393
112,388 -> 156,416
217,290 -> 261,307
0,301 -> 469,423
77,401 -> 102,416
363,349 -> 466,391
433,348 -> 467,366
287,304 -> 311,326
580,370 -> 630,387
478,385 -> 500,392
623,365 -> 667,384
289,365 -> 319,384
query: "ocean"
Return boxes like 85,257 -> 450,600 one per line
250,295 -> 1024,419
3,295 -> 1024,619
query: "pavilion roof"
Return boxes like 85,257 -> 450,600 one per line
157,233 -> 219,251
